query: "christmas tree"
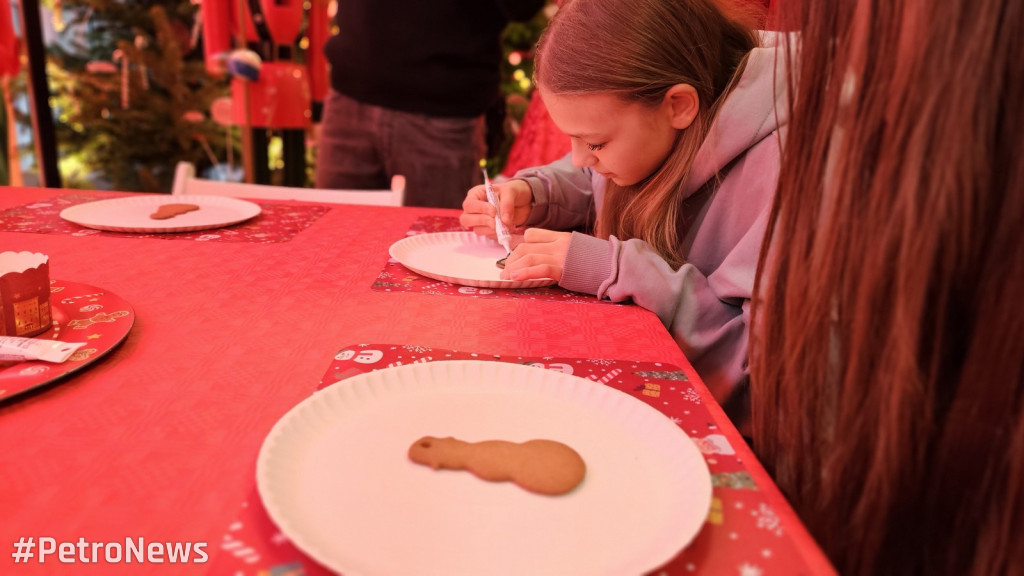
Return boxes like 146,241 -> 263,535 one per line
47,0 -> 227,192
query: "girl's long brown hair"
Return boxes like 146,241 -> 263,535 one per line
534,0 -> 762,267
751,0 -> 1024,574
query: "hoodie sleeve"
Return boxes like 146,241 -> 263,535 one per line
558,206 -> 769,415
511,154 -> 598,231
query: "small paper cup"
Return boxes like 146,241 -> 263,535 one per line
0,251 -> 53,338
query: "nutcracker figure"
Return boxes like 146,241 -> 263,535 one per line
200,0 -> 329,185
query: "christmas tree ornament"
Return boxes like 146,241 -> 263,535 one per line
210,97 -> 234,126
111,49 -> 130,109
85,61 -> 117,74
190,11 -> 202,50
134,33 -> 150,90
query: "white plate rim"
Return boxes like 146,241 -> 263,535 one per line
58,194 -> 261,233
388,231 -> 557,289
256,360 -> 712,576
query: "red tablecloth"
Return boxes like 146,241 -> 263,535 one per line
0,186 -> 834,575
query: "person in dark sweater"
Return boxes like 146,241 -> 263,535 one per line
315,0 -> 546,208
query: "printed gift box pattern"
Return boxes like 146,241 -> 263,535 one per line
0,252 -> 52,338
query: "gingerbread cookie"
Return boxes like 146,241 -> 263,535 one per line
408,435 -> 586,496
150,203 -> 200,220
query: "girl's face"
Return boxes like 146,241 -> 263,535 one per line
540,86 -> 682,186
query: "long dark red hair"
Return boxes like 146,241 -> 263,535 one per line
750,0 -> 1024,574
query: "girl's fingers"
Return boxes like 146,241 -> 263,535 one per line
508,263 -> 562,282
500,249 -> 563,282
458,190 -> 498,233
522,227 -> 562,243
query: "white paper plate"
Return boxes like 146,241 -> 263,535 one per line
388,231 -> 556,288
59,195 -> 261,233
257,360 -> 712,576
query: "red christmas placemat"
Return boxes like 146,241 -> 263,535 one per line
212,345 -> 819,576
372,216 -> 603,303
0,193 -> 329,243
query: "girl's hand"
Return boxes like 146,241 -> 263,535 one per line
500,228 -> 572,282
459,178 -> 533,239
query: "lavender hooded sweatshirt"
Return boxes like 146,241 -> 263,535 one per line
512,33 -> 789,426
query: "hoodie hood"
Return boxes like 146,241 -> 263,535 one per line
682,31 -> 791,197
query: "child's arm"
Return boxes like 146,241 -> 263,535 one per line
514,154 -> 598,232
461,153 -> 597,238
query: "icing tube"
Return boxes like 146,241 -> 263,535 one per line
0,336 -> 86,363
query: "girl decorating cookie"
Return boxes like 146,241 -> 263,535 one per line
459,0 -> 784,428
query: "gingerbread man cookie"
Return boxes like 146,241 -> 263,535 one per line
150,203 -> 200,220
408,435 -> 586,496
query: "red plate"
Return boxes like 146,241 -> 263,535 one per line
0,280 -> 134,402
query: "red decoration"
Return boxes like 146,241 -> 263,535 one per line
0,0 -> 19,77
501,90 -> 572,177
0,0 -> 18,77
200,0 -> 329,108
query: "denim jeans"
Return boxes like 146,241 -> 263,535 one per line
315,90 -> 487,208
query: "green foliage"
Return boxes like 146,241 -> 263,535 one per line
487,4 -> 552,176
49,1 -> 227,192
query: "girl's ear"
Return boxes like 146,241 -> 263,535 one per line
664,84 -> 700,130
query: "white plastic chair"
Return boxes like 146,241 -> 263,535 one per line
171,162 -> 405,206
